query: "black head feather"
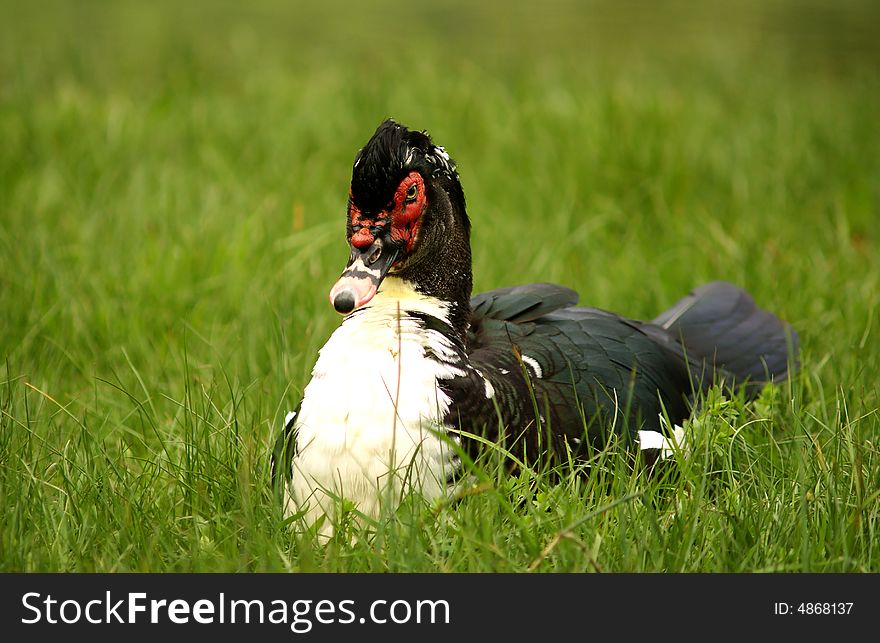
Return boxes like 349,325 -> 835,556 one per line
351,120 -> 466,227
346,119 -> 474,338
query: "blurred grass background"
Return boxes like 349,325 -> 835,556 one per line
1,0 -> 878,571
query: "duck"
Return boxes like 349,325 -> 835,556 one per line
271,119 -> 798,533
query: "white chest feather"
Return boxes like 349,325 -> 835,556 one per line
286,279 -> 464,531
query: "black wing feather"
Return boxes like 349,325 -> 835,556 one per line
446,281 -> 797,464
470,283 -> 578,325
270,401 -> 301,492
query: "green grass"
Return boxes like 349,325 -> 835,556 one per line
1,0 -> 878,572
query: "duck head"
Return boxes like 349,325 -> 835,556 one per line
329,120 -> 473,334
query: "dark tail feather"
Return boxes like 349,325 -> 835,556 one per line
653,281 -> 799,396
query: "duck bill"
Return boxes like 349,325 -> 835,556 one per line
328,239 -> 398,314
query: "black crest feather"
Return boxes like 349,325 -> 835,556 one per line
350,119 -> 461,216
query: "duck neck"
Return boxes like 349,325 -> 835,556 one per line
390,231 -> 472,340
367,276 -> 464,342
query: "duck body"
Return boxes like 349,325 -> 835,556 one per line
273,120 -> 798,532
284,278 -> 465,526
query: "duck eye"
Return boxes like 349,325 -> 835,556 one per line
405,184 -> 418,202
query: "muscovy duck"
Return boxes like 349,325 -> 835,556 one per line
272,119 -> 798,531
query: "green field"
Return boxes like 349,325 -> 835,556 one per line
1,0 -> 878,572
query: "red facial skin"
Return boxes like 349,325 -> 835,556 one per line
349,171 -> 426,254
330,172 -> 427,313
388,172 -> 426,253
349,200 -> 377,249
